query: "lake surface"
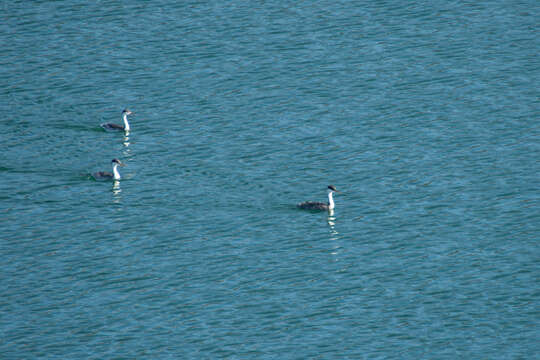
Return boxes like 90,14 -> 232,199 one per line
1,1 -> 538,358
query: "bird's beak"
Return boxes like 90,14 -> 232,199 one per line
119,162 -> 126,167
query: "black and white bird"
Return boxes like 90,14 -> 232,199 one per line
297,185 -> 339,211
92,159 -> 125,181
101,109 -> 133,131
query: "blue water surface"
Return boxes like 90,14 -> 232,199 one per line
1,1 -> 538,358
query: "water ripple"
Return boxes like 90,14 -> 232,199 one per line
1,0 -> 538,358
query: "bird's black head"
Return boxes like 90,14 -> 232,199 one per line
328,185 -> 338,192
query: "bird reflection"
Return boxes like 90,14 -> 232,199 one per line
327,209 -> 341,257
327,209 -> 337,234
123,132 -> 130,148
112,180 -> 122,203
122,132 -> 132,162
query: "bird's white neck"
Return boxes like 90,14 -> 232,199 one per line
112,163 -> 121,180
122,113 -> 130,131
327,191 -> 335,210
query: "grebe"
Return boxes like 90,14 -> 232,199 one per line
92,159 -> 125,181
297,185 -> 339,211
101,109 -> 133,131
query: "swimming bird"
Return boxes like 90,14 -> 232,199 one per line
92,159 -> 125,181
101,109 -> 133,131
297,185 -> 339,211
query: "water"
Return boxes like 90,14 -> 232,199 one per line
1,1 -> 538,358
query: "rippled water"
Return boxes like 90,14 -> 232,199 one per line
1,1 -> 538,358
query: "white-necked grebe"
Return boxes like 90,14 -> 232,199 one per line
101,109 -> 133,131
93,159 -> 125,181
297,185 -> 339,211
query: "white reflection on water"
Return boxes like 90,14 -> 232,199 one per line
327,209 -> 337,233
327,209 -> 341,257
123,132 -> 131,151
112,180 -> 122,203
